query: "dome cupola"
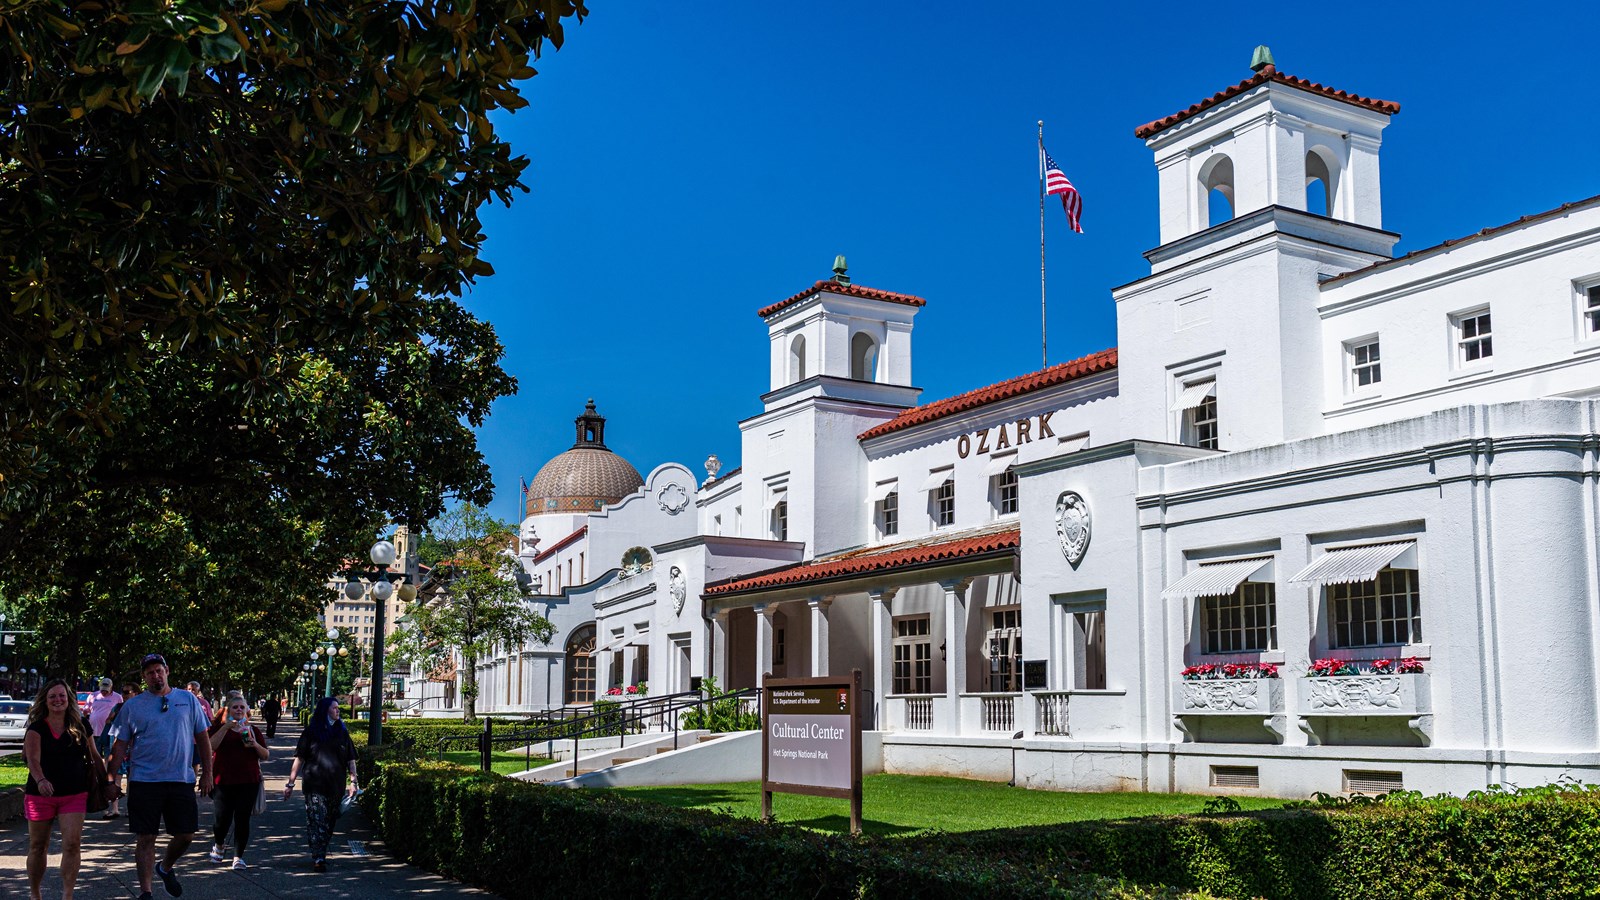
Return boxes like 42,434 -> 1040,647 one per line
525,400 -> 645,517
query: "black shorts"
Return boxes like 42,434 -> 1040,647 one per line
127,781 -> 199,836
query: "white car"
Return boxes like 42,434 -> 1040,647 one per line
0,699 -> 29,744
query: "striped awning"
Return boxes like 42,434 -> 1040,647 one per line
983,454 -> 1018,476
1290,542 -> 1417,587
866,480 -> 899,503
921,468 -> 954,491
1170,380 -> 1217,412
1161,557 -> 1274,601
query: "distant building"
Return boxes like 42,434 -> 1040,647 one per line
405,50 -> 1600,798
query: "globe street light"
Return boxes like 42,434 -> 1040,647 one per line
338,537 -> 416,747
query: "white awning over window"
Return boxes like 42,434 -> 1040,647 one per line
1289,542 -> 1417,586
768,484 -> 787,503
983,453 -> 1018,476
599,635 -> 628,653
1170,379 -> 1217,412
921,468 -> 954,491
866,480 -> 899,503
1161,557 -> 1274,601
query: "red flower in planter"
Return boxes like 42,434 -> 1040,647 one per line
1397,657 -> 1424,674
1308,658 -> 1356,677
1180,664 -> 1217,680
625,684 -> 639,694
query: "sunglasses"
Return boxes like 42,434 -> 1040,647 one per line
161,696 -> 169,714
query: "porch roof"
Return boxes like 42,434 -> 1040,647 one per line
702,522 -> 1020,598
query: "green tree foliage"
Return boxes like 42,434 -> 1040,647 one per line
391,504 -> 553,718
0,0 -> 586,690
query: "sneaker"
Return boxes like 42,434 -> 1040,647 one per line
155,861 -> 183,897
208,844 -> 226,863
313,859 -> 326,873
232,857 -> 247,870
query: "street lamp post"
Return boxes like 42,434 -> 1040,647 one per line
315,628 -> 346,697
339,538 -> 416,747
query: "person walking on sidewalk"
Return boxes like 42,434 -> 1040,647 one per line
205,695 -> 268,870
23,678 -> 114,900
260,692 -> 281,738
87,678 -> 122,819
106,654 -> 213,900
282,697 -> 358,872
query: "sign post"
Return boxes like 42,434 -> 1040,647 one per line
761,669 -> 864,834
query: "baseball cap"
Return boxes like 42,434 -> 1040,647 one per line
98,677 -> 113,688
140,653 -> 168,670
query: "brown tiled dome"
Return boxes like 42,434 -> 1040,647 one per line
525,401 -> 644,517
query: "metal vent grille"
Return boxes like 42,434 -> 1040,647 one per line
1210,765 -> 1260,789
1344,769 -> 1403,795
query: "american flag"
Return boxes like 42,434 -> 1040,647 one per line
1043,149 -> 1083,234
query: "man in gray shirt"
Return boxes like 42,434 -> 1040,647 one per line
107,654 -> 213,900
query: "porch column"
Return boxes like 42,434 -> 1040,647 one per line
868,587 -> 898,726
710,608 -> 730,685
754,603 -> 774,685
808,596 -> 832,677
622,645 -> 638,689
941,578 -> 972,728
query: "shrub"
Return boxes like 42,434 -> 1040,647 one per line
679,676 -> 760,733
363,760 -> 1191,899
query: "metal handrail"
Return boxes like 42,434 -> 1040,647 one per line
435,687 -> 764,773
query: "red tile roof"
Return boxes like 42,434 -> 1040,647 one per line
758,280 -> 927,319
703,525 -> 1020,597
1321,192 -> 1600,286
858,348 -> 1118,442
1134,65 -> 1400,140
532,525 -> 587,565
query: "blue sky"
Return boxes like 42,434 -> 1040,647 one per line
460,1 -> 1600,522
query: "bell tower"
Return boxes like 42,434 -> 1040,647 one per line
1140,45 -> 1401,245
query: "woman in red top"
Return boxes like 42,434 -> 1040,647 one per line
205,696 -> 269,869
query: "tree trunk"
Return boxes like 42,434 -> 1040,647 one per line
461,652 -> 477,720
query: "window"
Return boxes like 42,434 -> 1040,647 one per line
1072,610 -> 1106,690
1584,284 -> 1600,337
1329,568 -> 1421,648
1203,582 -> 1277,653
992,467 -> 1019,517
850,332 -> 878,381
564,624 -> 596,704
1347,338 -> 1381,390
1454,308 -> 1492,365
931,479 -> 955,527
986,608 -> 1022,692
771,500 -> 788,541
891,616 -> 932,694
1174,378 -> 1218,450
1189,394 -> 1218,449
877,490 -> 899,537
789,334 -> 807,383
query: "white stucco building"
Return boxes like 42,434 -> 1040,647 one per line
412,50 -> 1600,798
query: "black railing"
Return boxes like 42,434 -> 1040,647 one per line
436,687 -> 764,774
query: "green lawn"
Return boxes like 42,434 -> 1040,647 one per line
438,749 -> 552,776
607,774 -> 1289,836
0,754 -> 27,789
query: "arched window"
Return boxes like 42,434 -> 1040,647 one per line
789,334 -> 807,383
850,332 -> 879,381
1198,154 -> 1235,228
564,624 -> 596,704
1305,149 -> 1338,218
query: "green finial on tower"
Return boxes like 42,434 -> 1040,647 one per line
831,255 -> 850,284
1250,45 -> 1275,73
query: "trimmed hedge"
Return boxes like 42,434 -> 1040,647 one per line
364,762 -> 1193,899
903,788 -> 1600,899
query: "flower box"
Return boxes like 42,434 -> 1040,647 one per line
1295,672 -> 1431,717
1173,677 -> 1284,715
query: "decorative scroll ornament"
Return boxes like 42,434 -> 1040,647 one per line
1307,676 -> 1403,711
1055,491 -> 1091,566
669,566 -> 687,614
658,482 -> 690,515
1181,680 -> 1265,711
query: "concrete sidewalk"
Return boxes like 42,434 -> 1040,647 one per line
0,724 -> 487,899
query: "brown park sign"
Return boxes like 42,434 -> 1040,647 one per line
761,669 -> 863,834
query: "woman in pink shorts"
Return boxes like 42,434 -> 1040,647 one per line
24,679 -> 114,900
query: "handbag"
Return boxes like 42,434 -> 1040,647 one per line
85,749 -> 110,814
253,780 -> 267,816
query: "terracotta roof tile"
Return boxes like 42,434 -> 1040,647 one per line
1134,65 -> 1400,140
1321,192 -> 1600,287
758,280 -> 927,319
858,348 -> 1117,442
703,525 -> 1020,597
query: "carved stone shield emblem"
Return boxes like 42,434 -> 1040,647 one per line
1055,491 -> 1091,566
657,482 -> 690,515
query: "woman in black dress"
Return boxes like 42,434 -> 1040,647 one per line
281,696 -> 358,872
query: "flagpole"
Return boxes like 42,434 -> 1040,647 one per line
1038,120 -> 1047,369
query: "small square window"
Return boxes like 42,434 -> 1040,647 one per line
1188,394 -> 1218,450
992,467 -> 1018,517
877,490 -> 899,538
1454,309 -> 1492,365
931,479 -> 955,527
1583,285 -> 1600,337
1347,338 -> 1381,390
